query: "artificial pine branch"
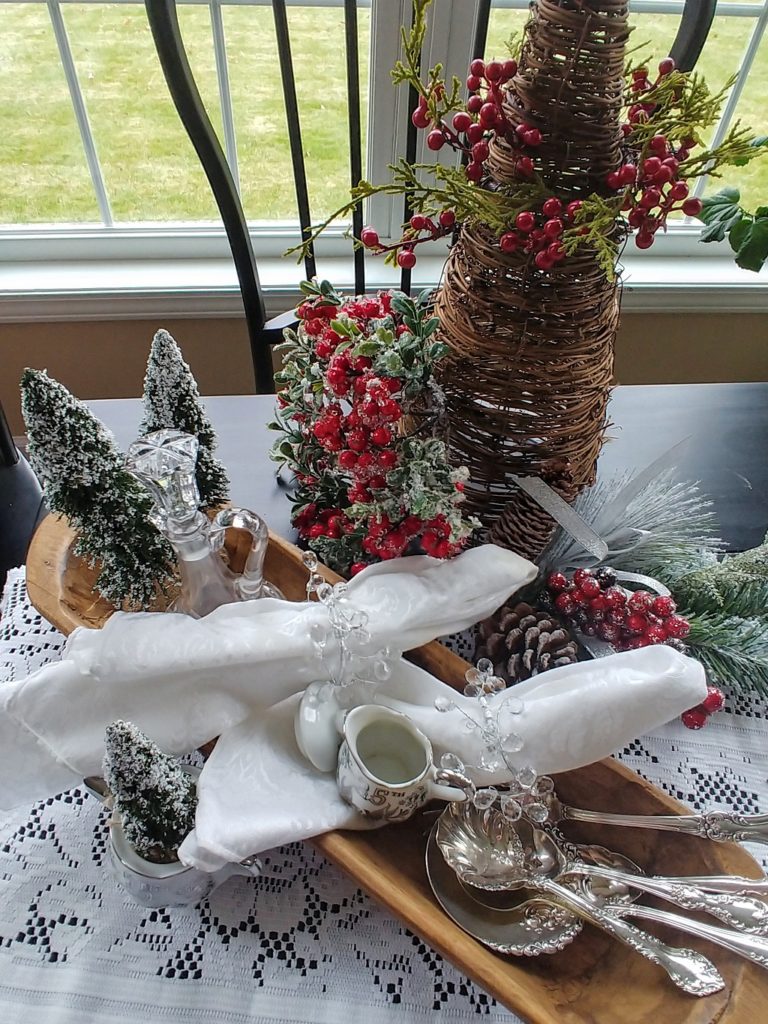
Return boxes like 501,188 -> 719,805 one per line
142,330 -> 230,508
21,369 -> 174,608
675,535 -> 768,617
540,470 -> 722,580
686,613 -> 768,698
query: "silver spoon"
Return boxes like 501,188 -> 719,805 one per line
460,822 -> 723,996
544,790 -> 768,845
563,835 -> 768,897
530,827 -> 768,933
523,827 -> 768,971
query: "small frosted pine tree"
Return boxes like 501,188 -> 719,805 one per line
20,368 -> 174,608
141,330 -> 230,507
103,720 -> 197,862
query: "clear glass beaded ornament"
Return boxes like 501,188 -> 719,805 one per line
302,551 -> 391,702
434,658 -> 549,824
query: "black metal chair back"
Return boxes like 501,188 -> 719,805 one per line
144,0 -> 716,393
0,400 -> 44,587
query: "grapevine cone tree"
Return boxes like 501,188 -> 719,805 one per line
103,720 -> 197,862
141,330 -> 230,508
433,0 -> 630,555
20,369 -> 173,608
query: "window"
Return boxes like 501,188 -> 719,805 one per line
0,0 -> 766,272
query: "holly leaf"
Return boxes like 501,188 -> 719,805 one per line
353,340 -> 381,357
429,342 -> 450,360
330,319 -> 356,337
697,188 -> 742,243
728,216 -> 751,253
421,317 -> 440,338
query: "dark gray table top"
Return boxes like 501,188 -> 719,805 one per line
90,381 -> 768,553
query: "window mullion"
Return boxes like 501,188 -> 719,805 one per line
692,4 -> 768,200
209,0 -> 241,192
46,0 -> 113,227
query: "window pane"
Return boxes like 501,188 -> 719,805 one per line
0,3 -> 99,224
225,4 -> 370,223
484,8 -> 530,63
704,30 -> 767,211
63,3 -> 220,222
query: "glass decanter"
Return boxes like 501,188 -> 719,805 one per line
126,429 -> 282,618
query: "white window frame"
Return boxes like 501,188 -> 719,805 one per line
0,0 -> 766,312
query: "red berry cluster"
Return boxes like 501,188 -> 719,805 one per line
609,59 -> 704,250
281,292 -> 469,574
361,210 -> 456,270
546,567 -> 691,651
681,686 -> 726,731
411,58 -> 524,181
361,511 -> 458,564
498,197 -> 584,270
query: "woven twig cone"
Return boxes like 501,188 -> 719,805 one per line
434,1 -> 630,560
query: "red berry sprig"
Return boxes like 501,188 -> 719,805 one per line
546,568 -> 690,652
498,197 -> 583,270
681,685 -> 726,730
359,211 -> 457,270
607,58 -> 704,250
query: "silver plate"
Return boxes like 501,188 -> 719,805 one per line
425,824 -> 583,956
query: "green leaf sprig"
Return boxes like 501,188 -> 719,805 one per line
695,186 -> 768,272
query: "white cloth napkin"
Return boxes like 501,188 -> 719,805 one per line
179,647 -> 707,869
0,545 -> 536,810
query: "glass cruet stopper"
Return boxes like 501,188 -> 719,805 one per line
127,429 -> 238,617
126,429 -> 203,534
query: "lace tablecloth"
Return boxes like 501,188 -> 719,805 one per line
2,569 -> 767,1024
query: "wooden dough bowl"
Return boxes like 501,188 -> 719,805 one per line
26,513 -> 767,1022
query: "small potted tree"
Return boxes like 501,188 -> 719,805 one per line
100,720 -> 259,907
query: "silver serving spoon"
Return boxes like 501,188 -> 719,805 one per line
559,834 -> 768,898
463,822 -> 723,996
514,828 -> 768,973
530,827 -> 768,933
544,790 -> 768,845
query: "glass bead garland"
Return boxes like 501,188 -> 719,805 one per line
302,551 -> 391,702
435,658 -> 550,823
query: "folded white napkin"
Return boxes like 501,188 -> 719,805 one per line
180,647 -> 706,869
0,545 -> 536,810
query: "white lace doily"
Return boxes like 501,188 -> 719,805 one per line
1,569 -> 766,1024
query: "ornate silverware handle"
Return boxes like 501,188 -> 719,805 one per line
575,864 -> 768,933
616,902 -> 768,971
535,878 -> 723,996
676,873 -> 768,896
563,806 -> 768,844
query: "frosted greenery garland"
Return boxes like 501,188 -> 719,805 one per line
540,472 -> 768,696
539,470 -> 722,580
20,369 -> 174,608
141,329 -> 230,508
103,720 -> 197,862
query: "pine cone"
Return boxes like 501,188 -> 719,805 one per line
476,601 -> 579,684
